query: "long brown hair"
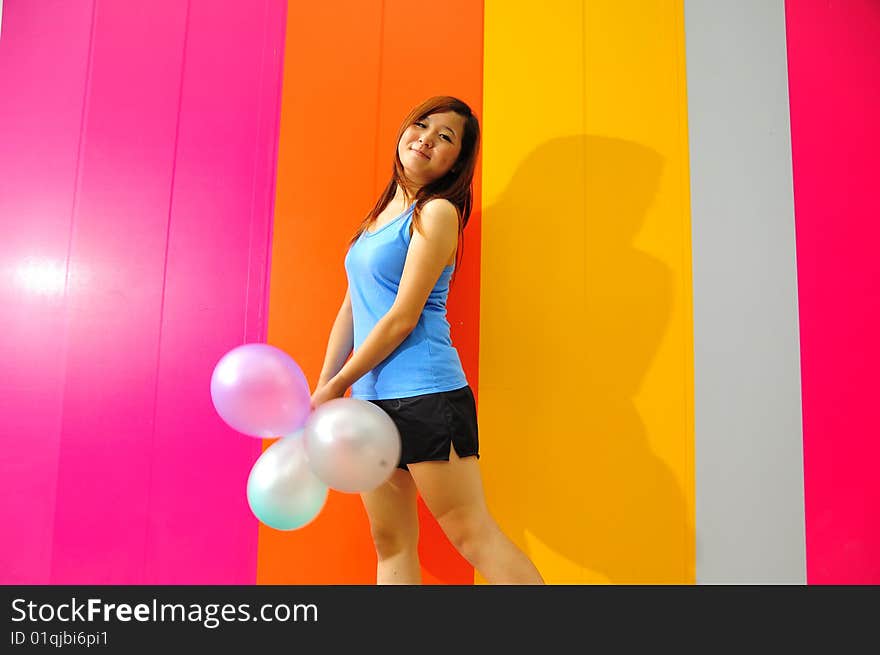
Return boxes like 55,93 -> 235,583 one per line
348,96 -> 481,286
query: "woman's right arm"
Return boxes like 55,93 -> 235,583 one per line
317,288 -> 354,388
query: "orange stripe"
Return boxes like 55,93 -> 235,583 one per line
259,0 -> 483,584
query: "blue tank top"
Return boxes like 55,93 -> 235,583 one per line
344,202 -> 468,400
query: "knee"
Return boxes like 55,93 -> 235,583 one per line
369,524 -> 419,561
438,511 -> 497,564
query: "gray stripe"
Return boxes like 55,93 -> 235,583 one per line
685,0 -> 806,583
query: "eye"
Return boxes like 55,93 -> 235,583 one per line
414,121 -> 454,144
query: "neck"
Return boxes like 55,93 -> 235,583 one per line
395,183 -> 420,206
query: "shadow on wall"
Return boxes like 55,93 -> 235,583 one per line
465,135 -> 694,583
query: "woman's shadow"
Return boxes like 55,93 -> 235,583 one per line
439,134 -> 694,584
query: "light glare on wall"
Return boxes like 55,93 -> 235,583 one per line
14,257 -> 67,296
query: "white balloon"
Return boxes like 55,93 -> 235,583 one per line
303,398 -> 401,493
247,431 -> 328,530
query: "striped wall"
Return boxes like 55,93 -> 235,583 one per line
686,0 -> 806,584
258,0 -> 483,585
785,0 -> 880,584
478,0 -> 694,584
1,0 -> 877,584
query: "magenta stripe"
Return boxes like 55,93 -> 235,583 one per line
143,0 -> 284,583
49,0 -> 191,583
786,0 -> 880,583
140,0 -> 191,583
0,0 -> 95,584
0,0 -> 284,583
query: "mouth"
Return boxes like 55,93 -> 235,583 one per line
411,149 -> 430,160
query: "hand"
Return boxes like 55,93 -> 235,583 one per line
310,377 -> 347,410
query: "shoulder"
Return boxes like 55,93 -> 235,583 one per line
415,198 -> 459,237
422,198 -> 460,221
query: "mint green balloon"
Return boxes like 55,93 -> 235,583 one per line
246,430 -> 328,531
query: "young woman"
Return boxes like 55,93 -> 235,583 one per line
309,96 -> 544,585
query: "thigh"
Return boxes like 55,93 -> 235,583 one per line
359,467 -> 419,537
407,444 -> 489,526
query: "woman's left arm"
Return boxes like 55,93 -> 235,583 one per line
311,200 -> 459,407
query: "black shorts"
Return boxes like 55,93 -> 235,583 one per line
367,385 -> 480,471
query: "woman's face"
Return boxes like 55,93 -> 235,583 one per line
397,110 -> 466,187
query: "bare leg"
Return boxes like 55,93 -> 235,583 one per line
408,446 -> 544,585
360,467 -> 422,584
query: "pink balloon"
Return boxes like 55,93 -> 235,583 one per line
210,343 -> 310,438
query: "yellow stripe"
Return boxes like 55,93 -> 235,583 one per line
480,0 -> 694,584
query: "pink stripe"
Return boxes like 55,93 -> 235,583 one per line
0,0 -> 283,583
786,0 -> 880,583
0,0 -> 95,585
143,0 -> 284,584
49,0 -> 191,583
